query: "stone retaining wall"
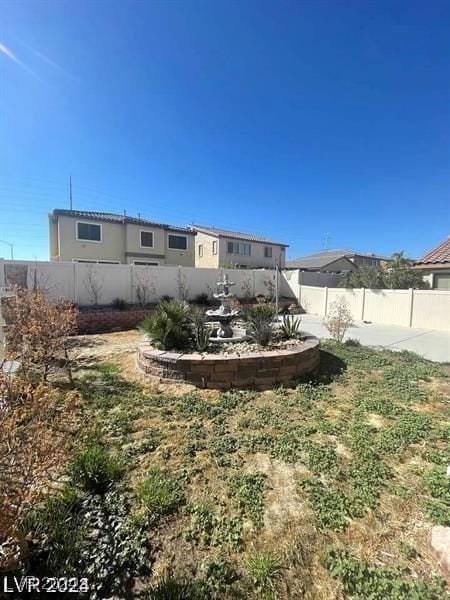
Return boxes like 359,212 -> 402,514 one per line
75,300 -> 295,335
77,309 -> 152,334
137,336 -> 320,390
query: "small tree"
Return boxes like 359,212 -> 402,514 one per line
176,269 -> 189,301
133,269 -> 156,308
241,276 -> 253,302
83,264 -> 104,306
4,289 -> 78,382
324,296 -> 354,343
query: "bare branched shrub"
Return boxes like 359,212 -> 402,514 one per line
324,296 -> 354,342
133,269 -> 157,308
241,276 -> 253,302
263,275 -> 276,300
4,289 -> 78,382
176,269 -> 189,301
0,377 -> 78,569
83,264 -> 104,306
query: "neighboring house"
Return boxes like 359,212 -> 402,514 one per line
286,249 -> 388,272
414,237 -> 450,290
189,224 -> 288,269
49,209 -> 196,266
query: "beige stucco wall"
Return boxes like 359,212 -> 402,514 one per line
54,215 -> 126,262
324,257 -> 359,272
50,215 -> 195,266
218,236 -> 286,268
194,231 -> 220,268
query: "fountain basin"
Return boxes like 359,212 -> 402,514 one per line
137,334 -> 320,390
209,326 -> 248,344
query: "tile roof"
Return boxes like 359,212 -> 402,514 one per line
296,249 -> 388,260
415,237 -> 450,265
52,209 -> 194,234
286,254 -> 356,270
189,224 -> 289,247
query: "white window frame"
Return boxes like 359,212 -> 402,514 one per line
72,259 -> 120,264
139,229 -> 155,249
76,220 -> 102,243
167,233 -> 188,251
198,244 -> 203,257
227,241 -> 251,256
212,240 -> 217,255
133,260 -> 160,266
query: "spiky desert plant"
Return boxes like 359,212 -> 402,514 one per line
246,304 -> 276,347
191,307 -> 211,352
140,300 -> 192,351
279,314 -> 302,340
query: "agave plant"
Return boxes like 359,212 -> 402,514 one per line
140,300 -> 192,351
246,304 -> 276,347
279,314 -> 302,340
191,307 -> 211,352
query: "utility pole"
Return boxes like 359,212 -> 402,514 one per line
69,175 -> 73,210
0,240 -> 13,260
322,233 -> 331,252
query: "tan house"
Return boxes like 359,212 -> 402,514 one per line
286,249 -> 387,272
414,237 -> 450,290
189,224 -> 288,269
49,209 -> 196,266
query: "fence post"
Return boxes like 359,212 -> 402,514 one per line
73,262 -> 77,304
408,288 -> 414,328
360,287 -> 366,321
323,287 -> 329,316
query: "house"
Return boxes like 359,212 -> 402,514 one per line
414,237 -> 450,290
286,249 -> 387,272
49,209 -> 196,266
189,224 -> 288,269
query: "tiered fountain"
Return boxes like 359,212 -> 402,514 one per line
206,273 -> 247,343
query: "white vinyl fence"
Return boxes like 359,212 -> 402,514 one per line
0,260 -> 289,306
298,284 -> 450,331
1,261 -> 448,331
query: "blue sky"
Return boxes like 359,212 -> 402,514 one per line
0,0 -> 449,261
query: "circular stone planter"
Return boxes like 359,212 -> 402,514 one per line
137,335 -> 320,390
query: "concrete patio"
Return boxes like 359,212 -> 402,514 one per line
293,314 -> 450,363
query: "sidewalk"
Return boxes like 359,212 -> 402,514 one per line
293,314 -> 450,363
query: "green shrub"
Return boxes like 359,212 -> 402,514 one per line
191,307 -> 211,352
245,551 -> 283,597
68,443 -> 123,493
140,300 -> 192,351
144,577 -> 205,599
246,305 -> 276,347
137,467 -> 184,517
19,487 -> 82,575
111,297 -> 128,310
279,314 -> 301,339
424,466 -> 450,505
324,547 -> 446,599
20,488 -> 149,598
194,292 -> 211,306
228,473 -> 267,528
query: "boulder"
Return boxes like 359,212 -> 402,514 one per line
430,526 -> 450,579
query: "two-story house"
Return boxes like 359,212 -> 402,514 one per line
189,224 -> 288,268
49,209 -> 196,266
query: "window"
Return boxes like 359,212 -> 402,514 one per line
77,221 -> 101,242
227,241 -> 251,256
198,244 -> 203,257
434,273 -> 450,290
212,240 -> 217,254
140,230 -> 154,248
133,260 -> 159,266
73,259 -> 119,264
264,246 -> 272,258
168,234 -> 187,250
